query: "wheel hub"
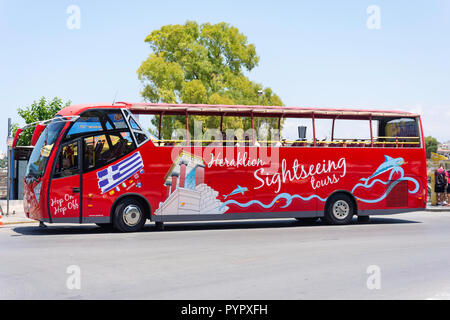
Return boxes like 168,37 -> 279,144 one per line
332,200 -> 350,220
122,205 -> 142,227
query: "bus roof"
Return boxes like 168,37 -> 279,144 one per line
58,102 -> 419,119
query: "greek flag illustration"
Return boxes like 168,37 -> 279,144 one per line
97,152 -> 144,194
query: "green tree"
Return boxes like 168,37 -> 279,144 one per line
12,97 -> 71,146
137,21 -> 283,140
0,157 -> 7,168
425,136 -> 439,159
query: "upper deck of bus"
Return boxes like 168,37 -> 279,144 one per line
58,102 -> 419,119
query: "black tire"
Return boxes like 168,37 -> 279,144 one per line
113,198 -> 147,233
295,217 -> 319,223
323,193 -> 355,225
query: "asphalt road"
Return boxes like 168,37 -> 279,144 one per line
1,211 -> 450,300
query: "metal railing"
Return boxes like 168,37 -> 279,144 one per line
147,137 -> 421,148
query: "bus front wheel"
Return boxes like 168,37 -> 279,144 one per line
324,194 -> 355,225
113,198 -> 146,232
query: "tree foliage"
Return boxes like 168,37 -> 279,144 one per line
12,97 -> 71,146
0,157 -> 7,168
137,21 -> 283,139
425,136 -> 439,159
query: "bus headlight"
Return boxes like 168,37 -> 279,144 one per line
34,182 -> 42,202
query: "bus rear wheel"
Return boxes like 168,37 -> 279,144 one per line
324,194 -> 355,225
113,198 -> 146,233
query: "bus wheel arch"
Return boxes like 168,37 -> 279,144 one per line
110,193 -> 151,226
324,190 -> 358,225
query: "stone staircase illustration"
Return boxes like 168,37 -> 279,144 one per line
195,184 -> 228,215
155,183 -> 229,215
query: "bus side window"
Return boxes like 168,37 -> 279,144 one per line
254,117 -> 278,147
280,118 -> 313,146
108,132 -> 135,159
83,132 -> 136,171
107,112 -> 127,130
53,142 -> 79,178
83,135 -> 111,170
383,118 -> 420,147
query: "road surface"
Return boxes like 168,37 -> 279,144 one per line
1,211 -> 450,299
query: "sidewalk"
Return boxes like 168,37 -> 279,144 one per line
426,203 -> 450,212
0,200 -> 36,226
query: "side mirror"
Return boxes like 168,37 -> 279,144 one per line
31,124 -> 46,146
12,128 -> 24,148
298,126 -> 307,141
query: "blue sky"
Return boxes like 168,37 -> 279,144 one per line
0,0 -> 449,152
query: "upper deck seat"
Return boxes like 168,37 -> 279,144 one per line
328,143 -> 338,147
292,140 -> 306,147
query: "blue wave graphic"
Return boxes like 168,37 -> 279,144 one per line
219,193 -> 326,211
351,169 -> 420,204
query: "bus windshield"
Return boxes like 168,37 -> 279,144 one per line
26,118 -> 66,179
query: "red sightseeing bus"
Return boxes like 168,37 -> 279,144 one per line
17,102 -> 427,232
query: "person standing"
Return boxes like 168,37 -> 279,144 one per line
435,164 -> 449,205
447,167 -> 450,206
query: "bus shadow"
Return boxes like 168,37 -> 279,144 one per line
11,216 -> 421,236
151,217 -> 421,233
11,224 -> 118,236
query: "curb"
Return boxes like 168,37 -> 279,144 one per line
426,208 -> 450,212
425,202 -> 450,212
0,220 -> 38,226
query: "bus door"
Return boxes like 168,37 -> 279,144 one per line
80,131 -> 138,221
49,139 -> 81,222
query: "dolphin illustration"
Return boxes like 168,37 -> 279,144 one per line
360,155 -> 405,184
223,185 -> 248,199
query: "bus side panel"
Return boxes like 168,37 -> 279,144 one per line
81,140 -> 426,222
143,144 -> 426,219
347,148 -> 427,212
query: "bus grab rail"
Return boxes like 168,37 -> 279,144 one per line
12,115 -> 80,148
149,139 -> 420,147
19,115 -> 80,130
